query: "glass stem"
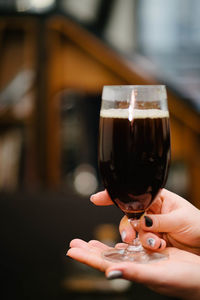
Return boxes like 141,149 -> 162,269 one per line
126,228 -> 144,252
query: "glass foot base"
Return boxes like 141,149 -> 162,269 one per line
102,248 -> 168,264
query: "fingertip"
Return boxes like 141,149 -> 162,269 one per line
66,247 -> 76,258
90,190 -> 113,206
121,230 -> 127,242
90,192 -> 101,201
90,194 -> 95,202
90,193 -> 100,203
69,238 -> 82,248
119,217 -> 136,243
120,229 -> 135,243
142,234 -> 166,252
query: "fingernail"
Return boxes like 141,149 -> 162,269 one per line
66,250 -> 72,257
144,216 -> 153,227
90,195 -> 94,202
107,270 -> 123,280
147,237 -> 156,247
121,230 -> 126,242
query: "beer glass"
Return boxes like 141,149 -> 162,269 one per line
98,85 -> 170,263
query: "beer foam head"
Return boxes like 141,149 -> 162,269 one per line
102,85 -> 167,102
100,108 -> 169,119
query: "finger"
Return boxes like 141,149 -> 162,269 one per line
139,231 -> 166,251
67,247 -> 111,272
160,189 -> 189,209
115,243 -> 127,249
119,215 -> 136,243
88,240 -> 111,251
141,210 -> 183,233
105,261 -> 165,284
90,190 -> 113,206
69,239 -> 111,256
69,238 -> 90,250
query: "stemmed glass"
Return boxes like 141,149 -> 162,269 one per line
98,85 -> 171,263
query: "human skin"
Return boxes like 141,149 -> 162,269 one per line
90,189 -> 200,255
67,239 -> 200,300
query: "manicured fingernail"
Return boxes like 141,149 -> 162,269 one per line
144,216 -> 153,227
107,270 -> 123,280
147,237 -> 156,247
121,230 -> 126,242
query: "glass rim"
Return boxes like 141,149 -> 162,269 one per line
102,85 -> 167,103
103,85 -> 166,89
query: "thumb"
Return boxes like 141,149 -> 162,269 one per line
90,190 -> 113,206
141,210 -> 182,233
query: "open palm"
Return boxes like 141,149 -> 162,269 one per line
67,238 -> 200,300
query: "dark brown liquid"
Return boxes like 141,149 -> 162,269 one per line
99,112 -> 170,219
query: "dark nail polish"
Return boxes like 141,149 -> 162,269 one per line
144,216 -> 153,227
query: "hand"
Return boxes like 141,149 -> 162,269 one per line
90,189 -> 200,255
67,239 -> 200,300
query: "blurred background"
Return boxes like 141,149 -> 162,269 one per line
0,0 -> 199,299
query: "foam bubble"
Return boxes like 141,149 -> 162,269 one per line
100,108 -> 169,119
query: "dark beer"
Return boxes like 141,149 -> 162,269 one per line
99,108 -> 170,219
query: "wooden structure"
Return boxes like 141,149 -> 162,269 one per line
0,16 -> 199,208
